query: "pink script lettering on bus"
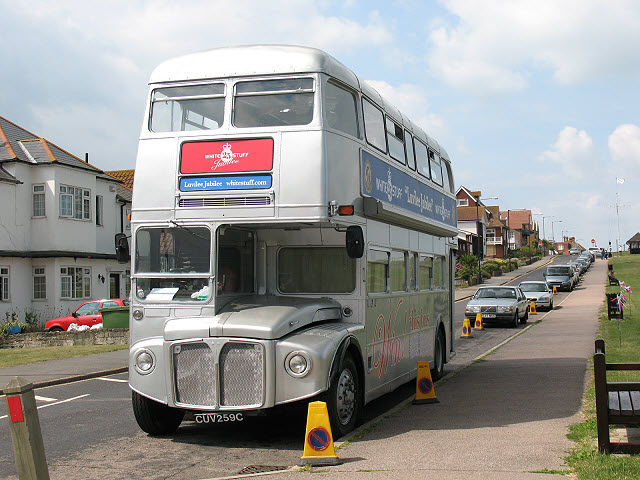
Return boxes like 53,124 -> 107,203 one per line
372,299 -> 405,378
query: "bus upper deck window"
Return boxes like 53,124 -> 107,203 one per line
150,83 -> 225,133
324,81 -> 359,138
233,78 -> 314,128
429,150 -> 443,186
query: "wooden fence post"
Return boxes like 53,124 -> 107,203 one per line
4,376 -> 50,479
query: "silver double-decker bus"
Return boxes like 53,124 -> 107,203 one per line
118,45 -> 458,437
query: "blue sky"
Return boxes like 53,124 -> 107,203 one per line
2,0 -> 639,250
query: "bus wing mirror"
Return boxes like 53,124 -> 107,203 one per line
115,233 -> 130,264
346,226 -> 364,259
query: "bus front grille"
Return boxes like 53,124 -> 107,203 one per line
172,341 -> 264,408
179,196 -> 272,208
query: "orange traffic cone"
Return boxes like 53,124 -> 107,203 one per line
412,360 -> 439,405
553,286 -> 558,295
530,302 -> 537,314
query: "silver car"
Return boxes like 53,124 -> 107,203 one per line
518,281 -> 554,311
465,286 -> 530,328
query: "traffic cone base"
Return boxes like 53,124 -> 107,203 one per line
474,312 -> 484,330
299,401 -> 342,466
460,317 -> 473,338
412,360 -> 439,405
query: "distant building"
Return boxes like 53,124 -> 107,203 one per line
626,232 -> 640,254
0,115 -> 131,325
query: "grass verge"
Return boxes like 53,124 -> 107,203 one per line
566,254 -> 640,479
0,344 -> 128,368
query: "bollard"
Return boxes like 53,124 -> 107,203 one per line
4,377 -> 50,480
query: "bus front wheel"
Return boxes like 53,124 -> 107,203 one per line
132,391 -> 184,435
324,354 -> 361,439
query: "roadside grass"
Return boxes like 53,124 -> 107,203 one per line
0,344 -> 128,368
566,254 -> 640,479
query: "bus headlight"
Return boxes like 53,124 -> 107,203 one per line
285,351 -> 311,378
135,349 -> 155,374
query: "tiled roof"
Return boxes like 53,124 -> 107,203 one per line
457,206 -> 485,221
0,115 -> 116,182
627,232 -> 640,243
486,206 -> 506,227
105,169 -> 134,191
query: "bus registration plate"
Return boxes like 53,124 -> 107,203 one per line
194,413 -> 244,424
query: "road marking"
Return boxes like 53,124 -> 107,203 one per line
97,377 -> 128,383
34,395 -> 57,402
0,394 -> 90,421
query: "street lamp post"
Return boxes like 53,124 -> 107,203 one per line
475,195 -> 498,285
552,220 -> 562,247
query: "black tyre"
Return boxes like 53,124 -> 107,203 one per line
520,307 -> 528,324
132,391 -> 184,435
49,326 -> 64,332
431,329 -> 446,381
324,354 -> 361,438
548,301 -> 553,311
511,310 -> 519,328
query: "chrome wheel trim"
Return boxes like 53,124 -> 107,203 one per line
336,368 -> 356,426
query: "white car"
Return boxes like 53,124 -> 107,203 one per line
518,281 -> 553,311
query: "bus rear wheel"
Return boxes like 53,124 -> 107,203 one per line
431,330 -> 445,380
324,354 -> 361,438
132,391 -> 184,435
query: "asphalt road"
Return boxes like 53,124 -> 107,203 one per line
0,255 -> 583,480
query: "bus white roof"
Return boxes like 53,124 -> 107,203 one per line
149,44 -> 450,161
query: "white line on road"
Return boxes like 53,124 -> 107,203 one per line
97,377 -> 128,383
0,394 -> 90,420
34,395 -> 57,402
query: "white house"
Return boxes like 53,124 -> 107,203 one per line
0,115 -> 131,326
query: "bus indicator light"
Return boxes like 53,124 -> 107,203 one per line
338,205 -> 354,215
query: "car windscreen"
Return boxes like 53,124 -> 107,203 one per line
520,283 -> 546,292
547,267 -> 570,276
475,288 -> 516,299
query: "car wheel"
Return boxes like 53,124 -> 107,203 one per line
132,391 -> 184,436
431,329 -> 446,381
520,307 -> 528,324
324,354 -> 361,438
49,326 -> 64,332
549,301 -> 553,311
511,311 -> 519,328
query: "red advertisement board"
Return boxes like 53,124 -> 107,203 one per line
181,139 -> 273,174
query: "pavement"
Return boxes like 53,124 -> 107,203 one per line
0,255 -> 606,480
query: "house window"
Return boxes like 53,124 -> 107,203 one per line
96,195 -> 103,226
60,185 -> 91,220
32,184 -> 46,217
457,198 -> 469,206
0,267 -> 9,301
60,267 -> 91,299
33,267 -> 46,300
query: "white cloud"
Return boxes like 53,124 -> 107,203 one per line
364,80 -> 444,137
537,126 -> 597,180
609,124 -> 640,178
429,0 -> 640,93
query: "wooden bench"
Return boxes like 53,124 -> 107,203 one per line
609,272 -> 620,286
594,339 -> 640,454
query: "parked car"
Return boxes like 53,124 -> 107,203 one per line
465,286 -> 529,328
544,265 -> 575,291
518,281 -> 554,311
588,247 -> 602,258
45,298 -> 129,331
569,248 -> 581,255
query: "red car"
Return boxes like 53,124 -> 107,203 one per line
45,298 -> 129,331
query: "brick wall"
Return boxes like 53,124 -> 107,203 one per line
0,329 -> 129,349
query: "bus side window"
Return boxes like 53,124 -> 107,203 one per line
362,98 -> 386,153
414,140 -> 430,180
367,249 -> 389,294
405,132 -> 416,171
418,255 -> 433,290
441,159 -> 453,192
386,117 -> 406,164
433,255 -> 444,290
390,250 -> 406,292
324,81 -> 359,138
408,252 -> 417,291
429,150 -> 443,186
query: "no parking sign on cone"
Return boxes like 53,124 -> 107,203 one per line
412,361 -> 439,405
